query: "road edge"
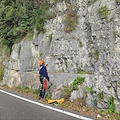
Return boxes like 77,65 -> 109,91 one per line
0,88 -> 95,120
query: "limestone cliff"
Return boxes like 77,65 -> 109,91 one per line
3,0 -> 120,111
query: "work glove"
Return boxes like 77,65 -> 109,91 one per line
45,64 -> 48,67
49,80 -> 52,85
50,82 -> 52,86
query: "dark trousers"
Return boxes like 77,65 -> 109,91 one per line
39,79 -> 46,98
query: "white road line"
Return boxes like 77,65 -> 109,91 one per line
0,89 -> 93,120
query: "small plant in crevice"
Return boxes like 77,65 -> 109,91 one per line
18,44 -> 21,55
97,91 -> 104,101
116,0 -> 120,5
64,7 -> 78,33
94,99 -> 97,106
64,59 -> 68,69
80,70 -> 92,75
79,41 -> 83,47
118,82 -> 120,86
54,70 -> 64,73
77,67 -> 82,74
109,17 -> 113,22
71,76 -> 85,91
77,67 -> 92,74
0,64 -> 5,81
86,86 -> 94,95
62,80 -> 72,100
36,31 -> 39,38
49,33 -> 53,45
93,49 -> 99,61
45,94 -> 51,100
87,107 -> 92,111
14,84 -> 41,95
63,104 -> 69,108
50,0 -> 60,3
22,86 -> 34,92
113,30 -> 118,36
74,108 -> 80,112
25,32 -> 34,41
77,38 -> 83,47
98,5 -> 109,20
2,84 -> 9,88
40,53 -> 43,56
46,11 -> 56,20
99,110 -> 106,117
0,70 -> 4,81
88,0 -> 98,5
107,97 -> 115,113
116,113 -> 120,120
33,86 -> 41,95
72,36 -> 76,39
15,84 -> 21,90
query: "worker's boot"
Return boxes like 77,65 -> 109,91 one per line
39,96 -> 41,100
39,90 -> 43,99
42,89 -> 46,98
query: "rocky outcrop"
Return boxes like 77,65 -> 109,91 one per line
3,0 -> 120,111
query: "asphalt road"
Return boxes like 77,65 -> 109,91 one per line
0,89 -> 94,120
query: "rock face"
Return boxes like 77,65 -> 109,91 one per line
3,0 -> 120,111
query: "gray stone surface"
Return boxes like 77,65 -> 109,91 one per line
3,0 -> 120,112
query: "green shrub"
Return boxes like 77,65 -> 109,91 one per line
0,1 -> 51,53
71,76 -> 85,90
62,80 -> 72,100
0,45 -> 10,60
98,5 -> 109,20
107,97 -> 115,113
